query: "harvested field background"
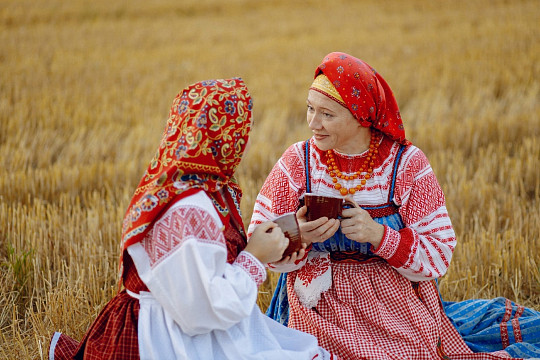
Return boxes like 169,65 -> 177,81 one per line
0,0 -> 538,358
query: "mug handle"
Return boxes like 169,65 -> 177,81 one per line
339,198 -> 359,218
343,199 -> 359,209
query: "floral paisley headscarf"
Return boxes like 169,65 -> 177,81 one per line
313,52 -> 410,145
121,78 -> 253,254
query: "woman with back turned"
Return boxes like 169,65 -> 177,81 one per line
48,78 -> 338,360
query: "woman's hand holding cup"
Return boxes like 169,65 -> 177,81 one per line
270,242 -> 309,266
296,205 -> 340,245
340,196 -> 384,248
245,222 -> 289,264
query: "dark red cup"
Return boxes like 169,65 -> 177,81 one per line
271,213 -> 302,258
304,193 -> 344,221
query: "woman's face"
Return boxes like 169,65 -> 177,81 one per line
306,89 -> 369,153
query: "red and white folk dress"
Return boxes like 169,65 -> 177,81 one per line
249,136 -> 515,360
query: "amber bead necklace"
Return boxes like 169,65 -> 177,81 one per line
326,131 -> 381,196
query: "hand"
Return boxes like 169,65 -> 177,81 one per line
340,197 -> 385,248
270,242 -> 308,266
296,206 -> 340,245
245,221 -> 289,264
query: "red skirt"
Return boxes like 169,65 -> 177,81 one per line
287,258 -> 513,360
49,290 -> 140,360
49,252 -> 146,360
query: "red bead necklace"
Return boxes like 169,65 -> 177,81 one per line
326,132 -> 381,196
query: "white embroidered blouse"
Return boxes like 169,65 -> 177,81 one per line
249,138 -> 456,306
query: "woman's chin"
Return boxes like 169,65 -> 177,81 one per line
313,139 -> 331,151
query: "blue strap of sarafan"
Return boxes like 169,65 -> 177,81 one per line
388,144 -> 405,203
305,140 -> 311,193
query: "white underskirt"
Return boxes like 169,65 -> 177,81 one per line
133,290 -> 332,360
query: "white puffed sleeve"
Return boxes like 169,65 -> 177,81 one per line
128,191 -> 266,336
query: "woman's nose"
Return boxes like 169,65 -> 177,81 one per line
308,113 -> 322,130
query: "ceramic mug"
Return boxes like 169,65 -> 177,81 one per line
271,213 -> 302,257
304,193 -> 356,221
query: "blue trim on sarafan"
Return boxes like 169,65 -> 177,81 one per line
266,142 -> 405,325
305,140 -> 311,193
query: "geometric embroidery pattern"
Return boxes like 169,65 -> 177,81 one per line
234,251 -> 266,287
512,305 -> 525,343
259,147 -> 306,216
395,150 -> 444,224
377,227 -> 400,260
500,299 -> 513,348
142,205 -> 225,268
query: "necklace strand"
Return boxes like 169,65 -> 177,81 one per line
326,132 -> 381,196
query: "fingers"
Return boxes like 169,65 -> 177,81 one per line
270,227 -> 288,250
343,196 -> 360,208
285,250 -> 297,263
271,246 -> 306,266
272,254 -> 292,266
300,216 -> 330,231
266,231 -> 289,263
315,219 -> 339,239
340,217 -> 357,229
296,205 -> 307,221
341,206 -> 367,219
303,218 -> 340,243
288,247 -> 305,263
256,221 -> 278,233
246,221 -> 290,263
266,225 -> 287,244
281,235 -> 289,251
341,211 -> 366,233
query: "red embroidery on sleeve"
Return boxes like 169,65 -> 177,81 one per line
235,252 -> 266,286
386,227 -> 415,267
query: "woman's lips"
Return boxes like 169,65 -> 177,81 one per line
313,134 -> 328,141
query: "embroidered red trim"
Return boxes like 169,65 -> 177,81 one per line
500,298 -> 513,348
363,204 -> 399,218
386,227 -> 415,267
512,305 -> 525,343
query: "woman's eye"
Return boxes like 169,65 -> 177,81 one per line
323,112 -> 333,118
307,105 -> 314,111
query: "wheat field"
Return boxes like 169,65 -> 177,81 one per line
0,0 -> 538,358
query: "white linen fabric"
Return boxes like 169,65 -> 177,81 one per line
128,191 -> 334,360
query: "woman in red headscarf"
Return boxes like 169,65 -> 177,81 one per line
248,53 -> 537,359
48,78 -> 338,360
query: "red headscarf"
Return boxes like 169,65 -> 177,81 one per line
121,78 -> 253,253
313,52 -> 410,145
